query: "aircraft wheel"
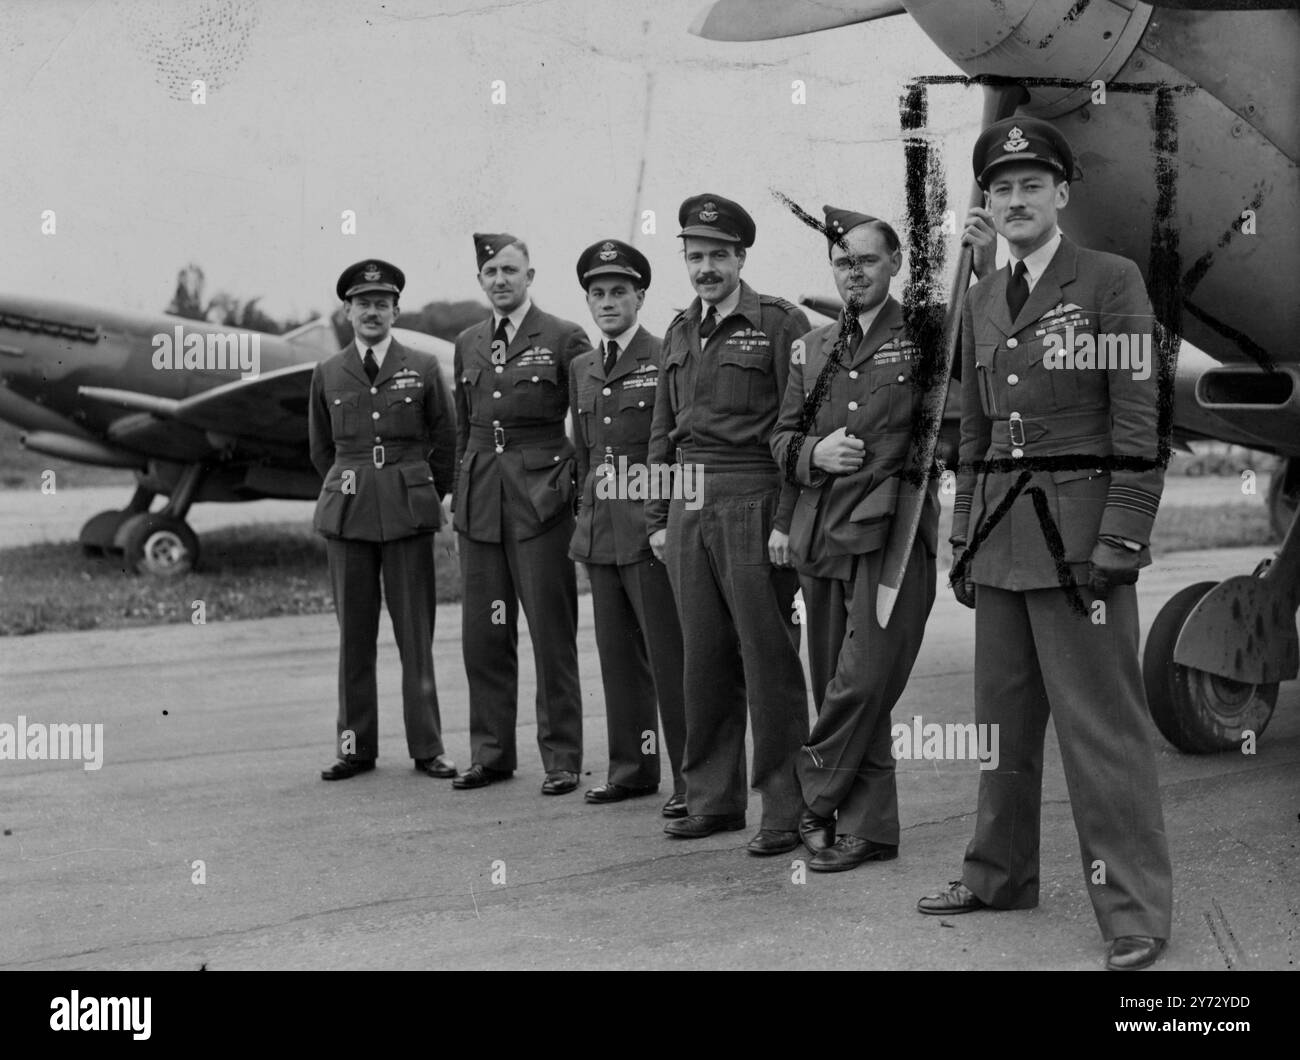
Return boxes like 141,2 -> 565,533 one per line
1143,581 -> 1278,754
118,514 -> 199,577
1267,459 -> 1298,542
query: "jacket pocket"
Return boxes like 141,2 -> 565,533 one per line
384,388 -> 424,436
327,392 -> 360,436
521,447 -> 575,524
1050,466 -> 1108,562
313,469 -> 351,537
400,463 -> 442,530
849,474 -> 900,523
716,349 -> 770,414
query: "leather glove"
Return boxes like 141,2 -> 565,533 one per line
1087,538 -> 1142,599
949,546 -> 976,610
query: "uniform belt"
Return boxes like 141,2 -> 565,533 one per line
593,445 -> 650,462
335,445 -> 428,469
468,422 -> 565,452
679,445 -> 777,473
988,409 -> 1110,457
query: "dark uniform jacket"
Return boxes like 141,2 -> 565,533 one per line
953,236 -> 1164,590
569,326 -> 662,565
308,339 -> 456,542
452,304 -> 591,542
770,296 -> 940,573
646,281 -> 809,535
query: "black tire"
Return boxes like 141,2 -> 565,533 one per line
1267,459 -> 1298,543
1143,581 -> 1278,753
118,513 -> 199,577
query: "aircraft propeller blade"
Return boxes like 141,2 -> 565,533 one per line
689,0 -> 906,42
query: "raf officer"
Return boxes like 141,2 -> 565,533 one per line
569,240 -> 687,817
917,118 -> 1173,971
770,207 -> 939,871
309,259 -> 457,782
647,194 -> 811,855
451,234 -> 591,795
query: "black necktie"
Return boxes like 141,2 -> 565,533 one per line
493,317 -> 510,348
603,340 -> 619,377
699,306 -> 718,341
363,347 -> 378,382
1007,260 -> 1030,321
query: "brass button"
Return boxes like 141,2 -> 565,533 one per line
404,396 -> 412,403
492,390 -> 501,399
333,398 -> 341,405
371,411 -> 380,420
897,374 -> 905,383
1007,373 -> 1019,385
848,370 -> 859,379
602,387 -> 612,396
369,387 -> 377,395
847,401 -> 859,411
603,416 -> 612,425
1011,447 -> 1024,458
495,365 -> 503,374
638,400 -> 646,408
1006,337 -> 1018,349
374,436 -> 381,443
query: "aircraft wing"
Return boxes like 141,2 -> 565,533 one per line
81,362 -> 315,457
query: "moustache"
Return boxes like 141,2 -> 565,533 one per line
696,274 -> 723,285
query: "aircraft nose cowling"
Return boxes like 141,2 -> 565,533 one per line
905,0 -> 1154,117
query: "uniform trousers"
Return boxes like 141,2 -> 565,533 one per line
797,545 -> 935,843
664,471 -> 809,830
326,533 -> 445,762
586,557 -> 686,792
459,515 -> 582,773
962,582 -> 1173,940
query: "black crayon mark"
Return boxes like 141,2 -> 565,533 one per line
1181,301 -> 1277,372
1033,0 -> 1093,51
898,78 -> 949,491
913,73 -> 1196,96
1025,485 -> 1088,617
1148,85 -> 1182,472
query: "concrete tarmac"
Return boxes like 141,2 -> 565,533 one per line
0,544 -> 1295,971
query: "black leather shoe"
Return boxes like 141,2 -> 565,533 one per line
542,770 -> 579,795
917,880 -> 986,915
809,834 -> 897,872
664,813 -> 746,838
585,782 -> 657,804
661,793 -> 688,818
798,807 -> 835,854
1106,936 -> 1167,971
747,830 -> 799,856
413,754 -> 457,779
452,763 -> 512,790
321,759 -> 375,781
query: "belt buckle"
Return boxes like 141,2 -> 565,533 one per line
372,444 -> 386,468
1008,413 -> 1025,448
493,425 -> 506,454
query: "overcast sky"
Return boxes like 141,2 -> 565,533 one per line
0,0 -> 982,338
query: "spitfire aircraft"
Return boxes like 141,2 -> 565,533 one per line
0,300 -> 454,577
690,0 -> 1299,755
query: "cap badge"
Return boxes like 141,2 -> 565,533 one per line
598,242 -> 617,261
1003,126 -> 1029,152
363,263 -> 381,281
699,201 -> 719,223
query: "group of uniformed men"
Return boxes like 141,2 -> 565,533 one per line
306,116 -> 1172,971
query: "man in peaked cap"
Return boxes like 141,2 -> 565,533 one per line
309,259 -> 458,783
917,116 -> 1173,971
568,239 -> 687,817
647,193 -> 812,855
451,233 -> 592,795
770,206 -> 939,871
